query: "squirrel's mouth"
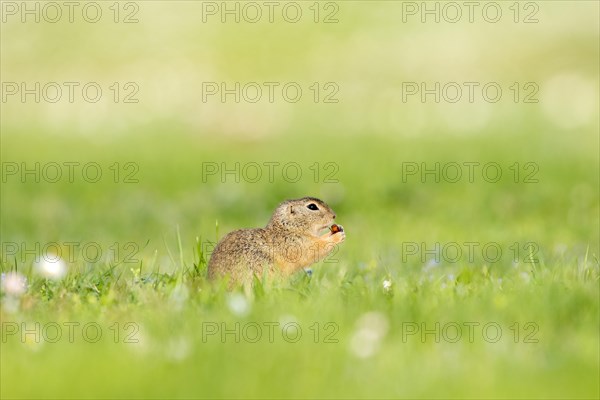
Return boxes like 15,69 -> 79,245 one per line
317,224 -> 334,237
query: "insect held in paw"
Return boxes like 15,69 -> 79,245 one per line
330,224 -> 343,234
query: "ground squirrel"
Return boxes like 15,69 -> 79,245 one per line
207,197 -> 345,286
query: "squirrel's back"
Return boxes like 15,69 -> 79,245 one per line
207,228 -> 273,282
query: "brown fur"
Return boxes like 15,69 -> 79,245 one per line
207,197 -> 345,287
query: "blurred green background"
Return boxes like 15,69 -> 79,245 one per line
1,1 -> 598,399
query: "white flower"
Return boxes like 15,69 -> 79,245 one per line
382,279 -> 392,291
424,258 -> 440,271
34,257 -> 67,280
278,314 -> 301,340
128,324 -> 150,355
350,312 -> 389,359
1,272 -> 27,296
226,293 -> 250,317
519,272 -> 532,284
169,284 -> 189,311
278,314 -> 298,326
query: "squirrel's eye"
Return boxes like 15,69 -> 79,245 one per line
307,203 -> 319,211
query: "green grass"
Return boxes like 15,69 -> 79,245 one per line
1,131 -> 598,399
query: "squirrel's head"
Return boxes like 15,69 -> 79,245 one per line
267,197 -> 337,236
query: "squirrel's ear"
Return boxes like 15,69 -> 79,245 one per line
288,204 -> 295,215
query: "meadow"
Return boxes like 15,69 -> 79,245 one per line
1,1 -> 599,399
1,130 -> 598,399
